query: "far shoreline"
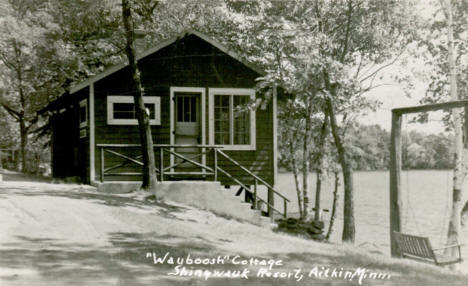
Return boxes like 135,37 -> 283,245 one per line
278,169 -> 453,174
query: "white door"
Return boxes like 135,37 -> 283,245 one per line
174,92 -> 201,170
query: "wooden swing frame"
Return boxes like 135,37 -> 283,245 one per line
389,99 -> 468,259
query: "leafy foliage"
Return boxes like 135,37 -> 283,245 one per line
417,0 -> 468,126
0,0 -> 123,172
279,123 -> 454,171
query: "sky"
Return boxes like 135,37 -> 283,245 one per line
359,0 -> 448,134
361,79 -> 447,134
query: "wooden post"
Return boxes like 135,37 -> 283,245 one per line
213,148 -> 218,181
268,188 -> 274,219
389,111 -> 402,257
284,199 -> 287,218
100,147 -> 104,182
253,179 -> 257,209
269,200 -> 274,223
244,187 -> 249,203
464,107 -> 468,146
159,148 -> 164,182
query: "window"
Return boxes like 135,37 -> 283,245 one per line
79,99 -> 87,129
107,96 -> 160,125
113,103 -> 155,120
209,88 -> 256,150
176,93 -> 197,122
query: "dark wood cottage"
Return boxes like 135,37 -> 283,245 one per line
42,30 -> 287,215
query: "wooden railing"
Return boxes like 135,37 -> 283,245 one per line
96,144 -> 289,218
97,144 -> 221,181
216,149 -> 289,218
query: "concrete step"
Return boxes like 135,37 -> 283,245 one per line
94,181 -> 141,193
218,188 -> 274,226
96,180 -> 273,227
156,182 -> 274,227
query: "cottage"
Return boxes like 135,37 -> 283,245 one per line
42,30 -> 288,219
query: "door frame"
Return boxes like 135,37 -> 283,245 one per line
169,87 -> 206,172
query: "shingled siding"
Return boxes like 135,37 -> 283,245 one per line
93,34 -> 274,186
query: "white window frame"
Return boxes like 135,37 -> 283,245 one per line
208,88 -> 256,150
107,95 -> 161,125
79,99 -> 88,129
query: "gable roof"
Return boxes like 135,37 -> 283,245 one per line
70,29 -> 265,94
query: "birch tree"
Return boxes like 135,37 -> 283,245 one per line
418,0 -> 467,250
438,0 -> 466,258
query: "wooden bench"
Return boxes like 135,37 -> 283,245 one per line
393,231 -> 463,266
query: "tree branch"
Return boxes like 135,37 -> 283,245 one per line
24,115 -> 39,132
1,102 -> 20,121
358,48 -> 406,83
0,51 -> 17,71
340,0 -> 353,62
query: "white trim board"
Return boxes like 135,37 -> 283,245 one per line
272,86 -> 278,187
89,84 -> 95,182
79,98 -> 88,129
208,88 -> 256,151
106,95 -> 161,125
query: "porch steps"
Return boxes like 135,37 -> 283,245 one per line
95,181 -> 271,227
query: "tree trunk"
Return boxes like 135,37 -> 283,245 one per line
16,51 -> 27,173
19,117 -> 27,172
302,96 -> 313,219
326,170 -> 340,241
288,133 -> 303,218
314,171 -> 322,220
314,113 -> 329,222
326,97 -> 355,243
462,201 -> 468,226
121,0 -> 157,191
443,0 -> 462,260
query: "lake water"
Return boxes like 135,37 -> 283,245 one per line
261,170 -> 468,272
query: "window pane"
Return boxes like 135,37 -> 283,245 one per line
214,95 -> 230,144
79,105 -> 86,124
177,97 -> 183,122
114,103 -> 134,119
233,96 -> 250,145
184,96 -> 190,122
114,103 -> 133,112
190,97 -> 197,122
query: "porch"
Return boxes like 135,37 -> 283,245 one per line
96,144 -> 289,219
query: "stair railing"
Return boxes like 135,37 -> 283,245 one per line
215,149 -> 289,219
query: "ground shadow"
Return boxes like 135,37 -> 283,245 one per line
0,233 -> 246,286
0,183 -> 188,219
